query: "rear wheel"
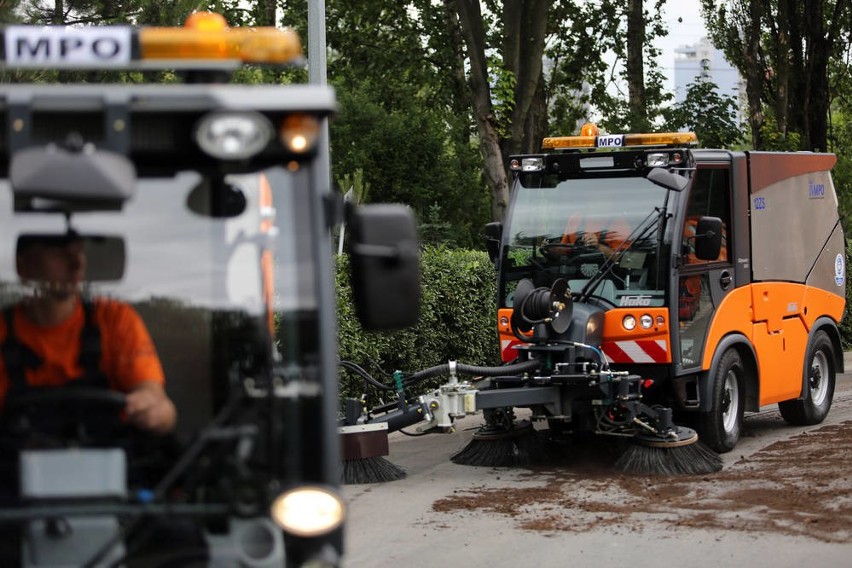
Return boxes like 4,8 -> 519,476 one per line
779,331 -> 835,425
698,349 -> 744,453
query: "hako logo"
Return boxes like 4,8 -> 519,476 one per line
619,295 -> 652,307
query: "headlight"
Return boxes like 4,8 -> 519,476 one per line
280,114 -> 320,154
640,314 -> 654,329
270,486 -> 345,538
195,112 -> 274,160
622,315 -> 636,331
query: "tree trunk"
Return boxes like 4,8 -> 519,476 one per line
785,0 -> 806,141
802,0 -> 848,152
501,0 -> 549,159
255,0 -> 277,26
773,0 -> 790,136
743,0 -> 764,149
454,0 -> 510,222
52,0 -> 63,24
626,0 -> 647,130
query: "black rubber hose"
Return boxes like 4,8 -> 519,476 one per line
339,360 -> 395,391
405,358 -> 541,384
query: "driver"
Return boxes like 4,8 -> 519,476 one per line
560,213 -> 632,258
0,234 -> 176,434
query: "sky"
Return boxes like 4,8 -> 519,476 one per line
653,1 -> 710,91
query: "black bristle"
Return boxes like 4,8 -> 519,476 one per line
615,440 -> 723,475
451,429 -> 548,467
342,457 -> 406,484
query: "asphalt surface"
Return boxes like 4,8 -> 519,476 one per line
342,353 -> 852,568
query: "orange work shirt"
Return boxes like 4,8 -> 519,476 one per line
0,298 -> 165,408
561,214 -> 633,249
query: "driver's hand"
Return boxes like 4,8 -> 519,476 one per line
126,382 -> 176,434
582,233 -> 600,247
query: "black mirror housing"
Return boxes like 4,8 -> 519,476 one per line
484,221 -> 502,263
695,216 -> 723,260
348,204 -> 421,330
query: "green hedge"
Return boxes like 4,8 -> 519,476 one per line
335,245 -> 852,405
335,246 -> 499,401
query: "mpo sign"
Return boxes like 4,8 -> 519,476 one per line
4,26 -> 132,67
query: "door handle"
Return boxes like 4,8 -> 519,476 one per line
720,270 -> 732,290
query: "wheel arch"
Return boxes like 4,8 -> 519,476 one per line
701,333 -> 759,413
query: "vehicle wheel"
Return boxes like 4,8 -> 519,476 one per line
778,331 -> 835,426
698,349 -> 744,453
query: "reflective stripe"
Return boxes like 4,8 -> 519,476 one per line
602,340 -> 668,363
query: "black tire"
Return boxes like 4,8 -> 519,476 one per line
698,349 -> 744,453
778,331 -> 836,426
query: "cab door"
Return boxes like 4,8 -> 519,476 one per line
674,166 -> 735,371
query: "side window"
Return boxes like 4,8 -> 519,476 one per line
682,168 -> 731,265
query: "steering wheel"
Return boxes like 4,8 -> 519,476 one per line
5,387 -> 127,413
3,387 -> 128,447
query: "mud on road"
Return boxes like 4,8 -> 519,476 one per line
433,418 -> 852,543
345,376 -> 852,567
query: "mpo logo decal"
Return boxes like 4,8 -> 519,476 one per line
835,253 -> 845,287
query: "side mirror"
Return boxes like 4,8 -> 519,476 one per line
348,204 -> 421,330
484,221 -> 503,263
646,167 -> 689,192
694,216 -> 723,261
10,144 -> 136,212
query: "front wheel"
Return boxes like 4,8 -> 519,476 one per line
698,349 -> 744,453
779,331 -> 836,426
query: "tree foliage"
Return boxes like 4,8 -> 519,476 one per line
701,0 -> 851,152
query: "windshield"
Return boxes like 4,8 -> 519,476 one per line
0,165 -> 321,437
502,173 -> 670,309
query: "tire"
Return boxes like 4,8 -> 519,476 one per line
698,349 -> 744,453
778,331 -> 836,426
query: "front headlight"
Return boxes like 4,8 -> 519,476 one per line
270,486 -> 345,538
195,111 -> 274,160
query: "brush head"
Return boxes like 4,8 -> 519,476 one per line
615,431 -> 723,476
342,456 -> 406,484
451,421 -> 550,467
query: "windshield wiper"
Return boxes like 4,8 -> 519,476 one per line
576,206 -> 668,304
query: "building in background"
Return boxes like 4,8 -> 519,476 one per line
673,37 -> 745,126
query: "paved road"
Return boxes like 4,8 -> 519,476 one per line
342,354 -> 852,568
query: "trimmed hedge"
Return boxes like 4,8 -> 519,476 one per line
335,246 -> 499,401
335,245 -> 852,405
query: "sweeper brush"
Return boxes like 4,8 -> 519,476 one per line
615,427 -> 723,475
340,423 -> 405,484
450,421 -> 548,467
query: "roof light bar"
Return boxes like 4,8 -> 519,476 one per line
1,11 -> 302,69
542,131 -> 698,150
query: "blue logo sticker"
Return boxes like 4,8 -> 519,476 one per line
753,196 -> 766,210
835,253 -> 845,287
809,181 -> 826,199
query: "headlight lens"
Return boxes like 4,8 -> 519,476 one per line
622,315 -> 636,331
270,486 -> 345,538
195,112 -> 274,160
640,314 -> 654,329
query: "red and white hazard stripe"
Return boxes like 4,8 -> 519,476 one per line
602,339 -> 669,364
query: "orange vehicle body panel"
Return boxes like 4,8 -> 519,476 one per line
600,308 -> 672,364
702,282 -> 843,406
